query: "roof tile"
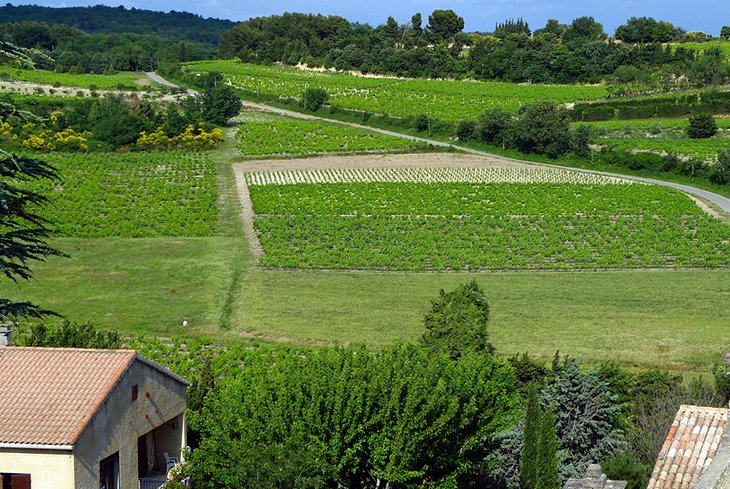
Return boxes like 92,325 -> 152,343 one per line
0,347 -> 135,446
647,405 -> 728,489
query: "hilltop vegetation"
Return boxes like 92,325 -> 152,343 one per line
0,4 -> 234,46
217,11 -> 730,88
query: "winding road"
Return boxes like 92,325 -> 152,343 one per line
148,72 -> 730,214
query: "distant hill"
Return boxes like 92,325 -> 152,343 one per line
0,4 -> 236,46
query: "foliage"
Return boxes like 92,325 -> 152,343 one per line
301,87 -> 329,112
600,452 -> 652,489
478,107 -> 512,147
21,151 -> 217,237
686,113 -> 718,139
421,280 -> 493,359
714,357 -> 730,403
541,358 -> 623,478
426,9 -> 464,41
236,113 -> 421,156
188,345 -> 520,488
511,101 -> 572,157
0,150 -> 63,320
535,408 -> 560,489
520,384 -> 540,489
711,148 -> 730,185
248,172 -> 730,271
137,125 -> 224,150
15,320 -> 121,348
615,17 -> 683,43
199,82 -> 240,125
184,60 -> 608,123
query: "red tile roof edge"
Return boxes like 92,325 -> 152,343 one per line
0,347 -> 189,446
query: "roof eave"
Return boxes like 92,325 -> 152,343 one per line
0,442 -> 73,451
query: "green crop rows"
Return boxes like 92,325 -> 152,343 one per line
0,67 -> 157,90
26,151 -> 217,237
185,60 -> 608,122
248,172 -> 730,271
236,113 -> 424,156
576,117 -> 730,132
600,137 -> 729,159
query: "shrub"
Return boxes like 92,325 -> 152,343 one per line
301,87 -> 329,112
456,119 -> 478,140
687,113 -> 718,139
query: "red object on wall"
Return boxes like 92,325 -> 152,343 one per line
155,409 -> 159,414
145,391 -> 151,398
145,413 -> 149,419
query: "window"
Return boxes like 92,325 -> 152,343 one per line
100,452 -> 119,489
0,473 -> 31,489
132,384 -> 138,401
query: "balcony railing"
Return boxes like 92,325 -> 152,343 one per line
138,477 -> 167,489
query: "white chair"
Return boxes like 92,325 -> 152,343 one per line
164,452 -> 179,473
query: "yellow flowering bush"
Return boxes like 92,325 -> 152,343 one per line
137,125 -> 224,151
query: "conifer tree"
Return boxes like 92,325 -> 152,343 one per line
520,384 -> 540,489
535,408 -> 561,489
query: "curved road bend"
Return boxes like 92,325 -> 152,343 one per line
146,72 -> 730,213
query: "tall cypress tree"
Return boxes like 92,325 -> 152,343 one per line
520,383 -> 540,489
535,408 -> 561,489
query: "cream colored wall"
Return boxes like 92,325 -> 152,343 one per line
73,360 -> 187,489
0,449 -> 74,488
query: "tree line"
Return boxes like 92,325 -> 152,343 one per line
218,11 -> 730,87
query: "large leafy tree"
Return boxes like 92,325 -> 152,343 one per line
426,9 -> 464,42
1,44 -> 64,322
421,280 -> 494,359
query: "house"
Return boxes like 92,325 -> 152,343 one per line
0,347 -> 189,489
647,404 -> 729,489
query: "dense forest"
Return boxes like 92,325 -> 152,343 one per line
0,4 -> 235,46
219,11 -> 730,88
0,4 -> 238,73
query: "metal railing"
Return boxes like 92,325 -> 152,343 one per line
138,478 -> 167,489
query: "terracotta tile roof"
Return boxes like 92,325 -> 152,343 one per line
0,347 -> 136,447
647,404 -> 729,489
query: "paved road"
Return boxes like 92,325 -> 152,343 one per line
145,72 -> 199,95
147,73 -> 730,213
240,101 -> 730,214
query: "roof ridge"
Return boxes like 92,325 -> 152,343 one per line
0,346 -> 136,354
678,404 -> 729,414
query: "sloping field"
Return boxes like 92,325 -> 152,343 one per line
185,60 -> 608,122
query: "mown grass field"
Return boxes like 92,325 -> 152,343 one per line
3,123 -> 729,372
236,112 -> 427,156
0,66 -> 157,90
184,60 -> 609,122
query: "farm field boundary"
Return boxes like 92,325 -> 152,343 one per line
239,100 -> 730,214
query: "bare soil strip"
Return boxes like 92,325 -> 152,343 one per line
235,152 -> 541,172
233,164 -> 264,261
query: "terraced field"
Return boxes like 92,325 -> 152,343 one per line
185,60 -> 608,122
246,167 -> 730,271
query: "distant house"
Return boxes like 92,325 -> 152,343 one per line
0,347 -> 188,489
648,404 -> 729,489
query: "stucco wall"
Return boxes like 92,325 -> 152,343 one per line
0,448 -> 74,488
73,359 -> 187,489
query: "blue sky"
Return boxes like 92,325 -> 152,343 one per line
21,0 -> 729,36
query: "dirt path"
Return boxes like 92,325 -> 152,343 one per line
233,164 -> 264,261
